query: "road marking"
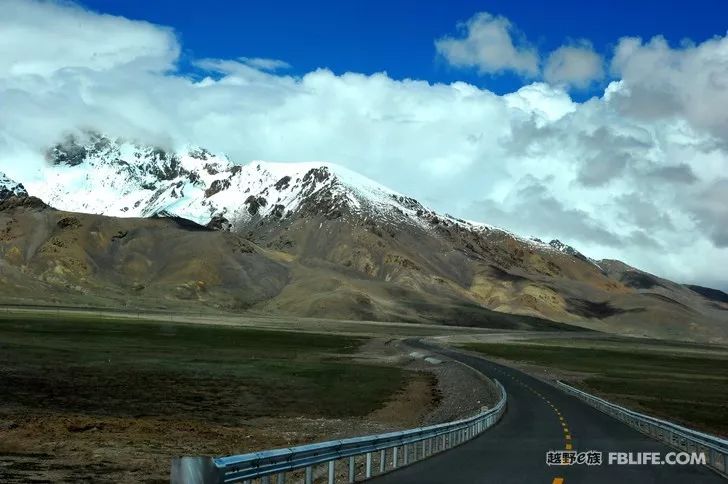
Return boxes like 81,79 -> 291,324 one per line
565,434 -> 571,440
552,478 -> 564,484
565,443 -> 572,450
559,416 -> 564,421
563,427 -> 569,433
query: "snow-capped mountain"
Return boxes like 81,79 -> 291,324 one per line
0,172 -> 28,200
34,132 -> 450,230
26,132 -> 576,255
2,132 -> 726,343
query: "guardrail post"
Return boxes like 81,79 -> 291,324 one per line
328,460 -> 335,484
305,465 -> 313,484
348,456 -> 355,483
262,475 -> 270,484
170,456 -> 222,484
277,472 -> 285,484
403,444 -> 409,465
366,452 -> 372,478
379,449 -> 386,473
393,446 -> 398,468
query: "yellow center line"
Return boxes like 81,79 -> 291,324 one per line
552,477 -> 564,484
565,443 -> 573,450
563,427 -> 569,433
565,434 -> 571,440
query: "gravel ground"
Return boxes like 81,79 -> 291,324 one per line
396,341 -> 501,424
353,338 -> 501,425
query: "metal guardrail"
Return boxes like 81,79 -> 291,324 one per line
556,380 -> 728,476
171,380 -> 506,483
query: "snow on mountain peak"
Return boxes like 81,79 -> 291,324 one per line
23,133 -> 439,230
0,172 -> 28,200
10,132 -> 590,260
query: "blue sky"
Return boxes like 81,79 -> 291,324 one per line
79,0 -> 727,99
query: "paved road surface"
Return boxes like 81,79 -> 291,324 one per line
371,341 -> 724,484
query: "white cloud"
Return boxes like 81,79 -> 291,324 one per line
435,12 -> 539,76
0,0 -> 178,77
238,57 -> 291,71
610,35 -> 728,141
436,13 -> 604,92
1,1 -> 728,289
544,42 -> 604,88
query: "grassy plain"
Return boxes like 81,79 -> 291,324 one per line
0,313 -> 407,420
463,337 -> 728,436
0,312 -> 416,482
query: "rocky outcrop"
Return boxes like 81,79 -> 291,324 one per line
0,172 -> 28,201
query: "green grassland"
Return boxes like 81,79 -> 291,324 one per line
0,313 -> 407,422
463,339 -> 728,435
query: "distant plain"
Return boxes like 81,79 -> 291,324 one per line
461,336 -> 728,436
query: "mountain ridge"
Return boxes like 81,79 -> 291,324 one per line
1,132 -> 726,343
32,132 -> 583,257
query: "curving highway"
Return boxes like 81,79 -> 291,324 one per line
371,341 -> 724,484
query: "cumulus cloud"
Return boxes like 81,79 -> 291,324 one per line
473,177 -> 623,247
610,35 -> 728,141
686,179 -> 728,248
0,0 -> 178,77
435,12 -> 539,76
435,13 -> 605,91
1,0 -> 728,289
544,42 -> 604,88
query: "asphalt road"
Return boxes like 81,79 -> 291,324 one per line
371,341 -> 725,484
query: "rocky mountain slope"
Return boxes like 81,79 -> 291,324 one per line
1,132 -> 727,342
0,196 -> 288,310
